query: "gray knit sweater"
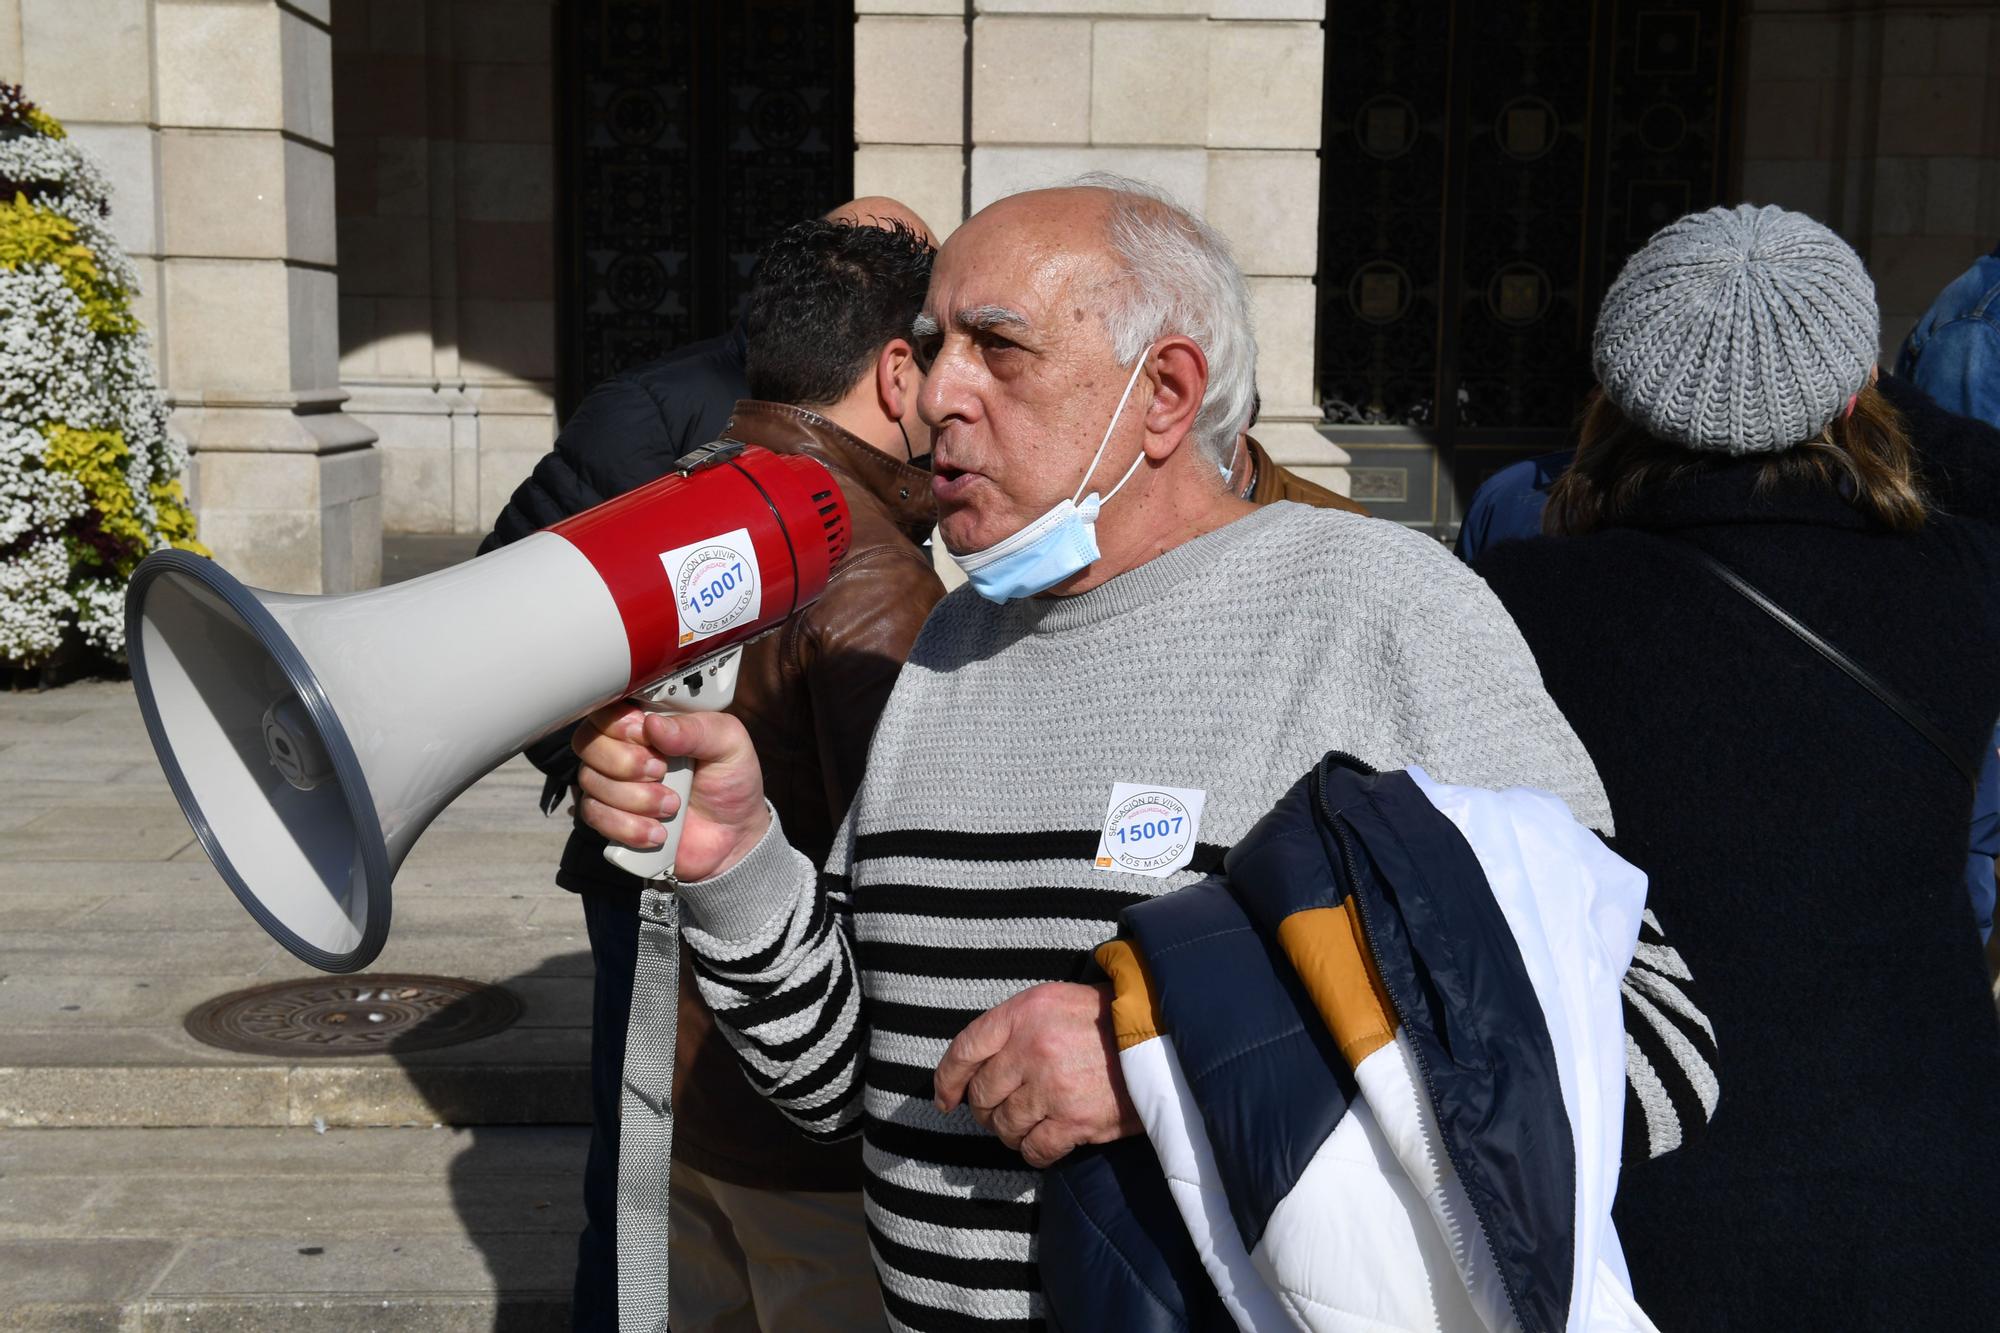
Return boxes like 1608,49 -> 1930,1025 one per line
679,502 -> 1613,1331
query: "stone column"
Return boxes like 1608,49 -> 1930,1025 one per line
856,2 -> 968,239
959,0 -> 1344,491
855,0 -> 970,585
158,0 -> 382,592
6,0 -> 385,593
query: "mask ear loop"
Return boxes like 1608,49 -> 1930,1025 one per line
1074,354 -> 1151,509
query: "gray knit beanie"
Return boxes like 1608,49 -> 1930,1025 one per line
1592,204 -> 1879,455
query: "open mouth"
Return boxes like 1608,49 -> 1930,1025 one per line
932,463 -> 979,502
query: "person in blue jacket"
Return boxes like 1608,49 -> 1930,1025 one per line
1898,245 -> 2000,939
1453,448 -> 1573,565
1897,241 -> 2000,423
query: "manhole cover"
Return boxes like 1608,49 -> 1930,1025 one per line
184,974 -> 522,1057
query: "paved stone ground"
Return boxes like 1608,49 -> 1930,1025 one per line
0,535 -> 598,1328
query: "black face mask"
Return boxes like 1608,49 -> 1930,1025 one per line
899,419 -> 933,473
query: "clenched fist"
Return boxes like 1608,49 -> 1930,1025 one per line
571,703 -> 771,883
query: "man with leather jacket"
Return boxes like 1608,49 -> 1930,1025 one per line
483,209 -> 941,1332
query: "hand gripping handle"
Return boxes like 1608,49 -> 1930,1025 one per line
600,648 -> 743,884
602,756 -> 694,881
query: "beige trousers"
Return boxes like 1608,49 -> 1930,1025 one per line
668,1161 -> 886,1333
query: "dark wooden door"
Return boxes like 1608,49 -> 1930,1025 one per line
1316,1 -> 1735,536
556,0 -> 854,419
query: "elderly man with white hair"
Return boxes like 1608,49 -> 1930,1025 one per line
568,177 -> 1618,1329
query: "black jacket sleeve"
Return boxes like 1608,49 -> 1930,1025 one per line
477,377 -> 683,797
481,376 -> 684,555
477,333 -> 748,799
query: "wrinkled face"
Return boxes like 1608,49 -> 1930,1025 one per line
913,193 -> 1146,555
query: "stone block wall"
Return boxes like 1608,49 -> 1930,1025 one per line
855,0 -> 1344,493
0,0 -> 383,594
1734,0 -> 2000,362
5,0 -> 1986,572
332,0 -> 558,537
855,4 -> 968,238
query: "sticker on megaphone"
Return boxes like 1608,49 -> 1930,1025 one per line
661,527 -> 764,647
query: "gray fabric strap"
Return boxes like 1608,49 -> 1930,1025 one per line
618,884 -> 679,1333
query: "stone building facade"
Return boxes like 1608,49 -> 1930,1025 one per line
3,0 -> 1998,590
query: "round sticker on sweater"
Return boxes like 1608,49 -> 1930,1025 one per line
659,527 -> 762,646
1094,783 -> 1208,878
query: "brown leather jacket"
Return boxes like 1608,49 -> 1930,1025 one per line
1242,435 -> 1370,516
670,400 -> 942,1190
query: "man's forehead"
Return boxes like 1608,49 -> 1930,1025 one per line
926,227 -> 1107,330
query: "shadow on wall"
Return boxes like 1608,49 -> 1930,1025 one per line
388,948 -> 595,1332
331,0 -> 564,541
329,0 -> 859,541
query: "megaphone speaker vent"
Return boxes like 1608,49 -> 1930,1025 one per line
812,486 -> 851,566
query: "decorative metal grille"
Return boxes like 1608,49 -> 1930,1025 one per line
556,0 -> 854,419
1317,1 -> 1734,535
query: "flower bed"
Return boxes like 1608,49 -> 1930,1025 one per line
0,81 -> 203,673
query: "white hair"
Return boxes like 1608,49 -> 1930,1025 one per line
1064,172 -> 1257,466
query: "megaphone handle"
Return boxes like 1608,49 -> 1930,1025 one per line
603,757 -> 693,882
599,647 -> 743,884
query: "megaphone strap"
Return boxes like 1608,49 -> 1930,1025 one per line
617,884 -> 681,1333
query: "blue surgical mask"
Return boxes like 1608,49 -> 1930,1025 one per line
952,357 -> 1149,603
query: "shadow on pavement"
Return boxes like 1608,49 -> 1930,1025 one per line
392,948 -> 594,1333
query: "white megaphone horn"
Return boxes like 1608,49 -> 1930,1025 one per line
126,441 -> 852,972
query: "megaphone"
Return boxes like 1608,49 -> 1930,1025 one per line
126,441 -> 851,973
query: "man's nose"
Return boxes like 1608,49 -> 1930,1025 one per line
918,350 -> 971,430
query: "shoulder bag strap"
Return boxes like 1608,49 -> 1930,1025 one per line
1678,542 -> 1978,789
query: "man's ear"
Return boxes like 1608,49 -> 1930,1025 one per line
876,338 -> 917,421
1141,336 -> 1208,460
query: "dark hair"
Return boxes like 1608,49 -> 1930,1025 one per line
1543,384 -> 1927,537
742,219 -> 934,408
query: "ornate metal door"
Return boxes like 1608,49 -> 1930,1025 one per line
1317,0 -> 1735,536
556,0 -> 854,418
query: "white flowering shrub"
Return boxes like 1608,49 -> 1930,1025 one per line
0,82 -> 202,669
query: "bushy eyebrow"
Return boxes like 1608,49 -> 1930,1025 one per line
911,305 -> 1033,341
959,304 -> 1030,332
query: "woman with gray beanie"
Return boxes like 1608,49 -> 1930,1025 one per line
1481,204 -> 2000,1328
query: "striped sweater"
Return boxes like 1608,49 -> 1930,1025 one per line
678,502 -> 1624,1330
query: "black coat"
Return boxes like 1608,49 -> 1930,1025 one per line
481,328 -> 749,552
479,329 -> 749,799
1479,446 -> 2000,1329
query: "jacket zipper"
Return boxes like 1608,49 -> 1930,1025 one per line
1318,775 -> 1537,1333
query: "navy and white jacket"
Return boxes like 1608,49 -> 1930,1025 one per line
1042,755 -> 1662,1333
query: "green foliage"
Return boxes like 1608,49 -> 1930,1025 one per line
0,193 -> 139,336
40,425 -> 207,576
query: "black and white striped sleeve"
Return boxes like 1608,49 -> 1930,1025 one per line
678,808 -> 867,1142
1621,908 -> 1720,1162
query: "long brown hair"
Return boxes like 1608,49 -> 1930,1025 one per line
1542,384 -> 1927,537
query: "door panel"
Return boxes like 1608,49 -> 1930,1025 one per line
1317,0 -> 1734,537
556,0 -> 854,419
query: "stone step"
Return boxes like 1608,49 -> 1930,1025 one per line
0,1124 -> 583,1329
0,1057 -> 590,1129
0,943 -> 594,1128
